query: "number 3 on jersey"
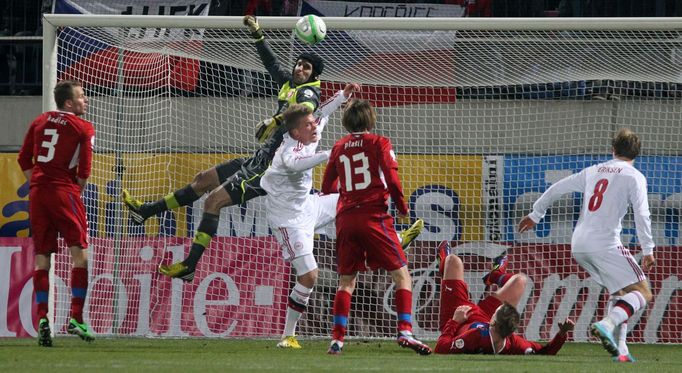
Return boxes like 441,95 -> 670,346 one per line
339,152 -> 371,191
588,178 -> 609,211
37,128 -> 59,163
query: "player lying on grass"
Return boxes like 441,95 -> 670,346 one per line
323,99 -> 430,356
433,241 -> 574,355
121,16 -> 324,281
518,128 -> 653,363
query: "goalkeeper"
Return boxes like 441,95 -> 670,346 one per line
122,16 -> 323,280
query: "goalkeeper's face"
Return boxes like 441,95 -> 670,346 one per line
290,113 -> 318,145
292,59 -> 314,85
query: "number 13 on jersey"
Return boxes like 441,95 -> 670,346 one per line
339,152 -> 371,191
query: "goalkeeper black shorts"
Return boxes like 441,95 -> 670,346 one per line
216,157 -> 268,204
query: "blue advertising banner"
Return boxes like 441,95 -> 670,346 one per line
505,155 -> 682,245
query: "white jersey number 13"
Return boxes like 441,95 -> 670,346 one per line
339,152 -> 371,191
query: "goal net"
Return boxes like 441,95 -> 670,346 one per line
42,14 -> 682,343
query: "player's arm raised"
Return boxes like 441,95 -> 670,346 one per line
243,15 -> 290,86
317,83 -> 360,120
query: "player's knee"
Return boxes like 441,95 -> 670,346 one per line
391,266 -> 411,288
446,254 -> 463,271
204,190 -> 228,210
72,256 -> 87,268
638,286 -> 653,303
193,169 -> 217,192
510,273 -> 527,288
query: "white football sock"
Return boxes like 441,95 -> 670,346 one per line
282,282 -> 313,337
607,291 -> 646,326
617,322 -> 629,356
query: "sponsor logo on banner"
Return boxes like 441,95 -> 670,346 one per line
483,156 -> 505,242
301,0 -> 465,18
3,238 -> 680,342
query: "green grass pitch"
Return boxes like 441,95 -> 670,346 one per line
1,338 -> 679,372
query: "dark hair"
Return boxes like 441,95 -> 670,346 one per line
612,128 -> 641,160
342,99 -> 376,133
282,103 -> 313,132
296,52 -> 324,79
54,80 -> 81,109
494,302 -> 520,338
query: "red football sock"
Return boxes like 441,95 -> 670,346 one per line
33,269 -> 49,320
395,288 -> 413,333
332,290 -> 351,342
70,267 -> 88,323
489,270 -> 511,287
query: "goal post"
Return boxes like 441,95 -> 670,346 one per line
41,14 -> 682,342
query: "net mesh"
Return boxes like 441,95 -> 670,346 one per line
48,19 -> 682,343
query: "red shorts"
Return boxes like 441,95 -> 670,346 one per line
439,279 -> 501,332
335,209 -> 407,275
29,187 -> 88,254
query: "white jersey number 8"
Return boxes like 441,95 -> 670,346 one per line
339,152 -> 371,191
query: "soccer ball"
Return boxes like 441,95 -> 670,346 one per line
295,15 -> 326,45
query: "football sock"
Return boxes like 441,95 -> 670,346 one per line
167,184 -> 201,209
33,269 -> 49,319
617,322 -> 629,356
70,267 -> 88,323
608,290 -> 646,325
141,185 -> 200,218
184,212 -> 219,268
395,288 -> 413,333
332,290 -> 351,342
283,282 -> 312,337
488,270 -> 511,287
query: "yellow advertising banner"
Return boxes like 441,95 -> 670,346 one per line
1,153 -> 483,241
0,154 -> 30,237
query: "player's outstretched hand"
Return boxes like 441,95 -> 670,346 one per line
557,318 -> 575,335
343,83 -> 361,98
641,254 -> 655,271
243,15 -> 264,40
517,215 -> 536,233
453,305 -> 472,323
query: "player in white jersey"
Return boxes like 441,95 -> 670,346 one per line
260,83 -> 359,348
518,128 -> 655,362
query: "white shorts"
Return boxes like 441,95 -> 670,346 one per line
270,193 -> 337,261
573,246 -> 646,294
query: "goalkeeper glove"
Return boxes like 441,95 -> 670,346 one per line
243,15 -> 264,41
254,116 -> 281,143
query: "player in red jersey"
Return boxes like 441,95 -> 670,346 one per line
434,241 -> 574,355
17,80 -> 96,347
321,99 -> 431,355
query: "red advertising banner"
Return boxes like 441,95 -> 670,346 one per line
0,237 -> 289,338
2,238 -> 680,343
